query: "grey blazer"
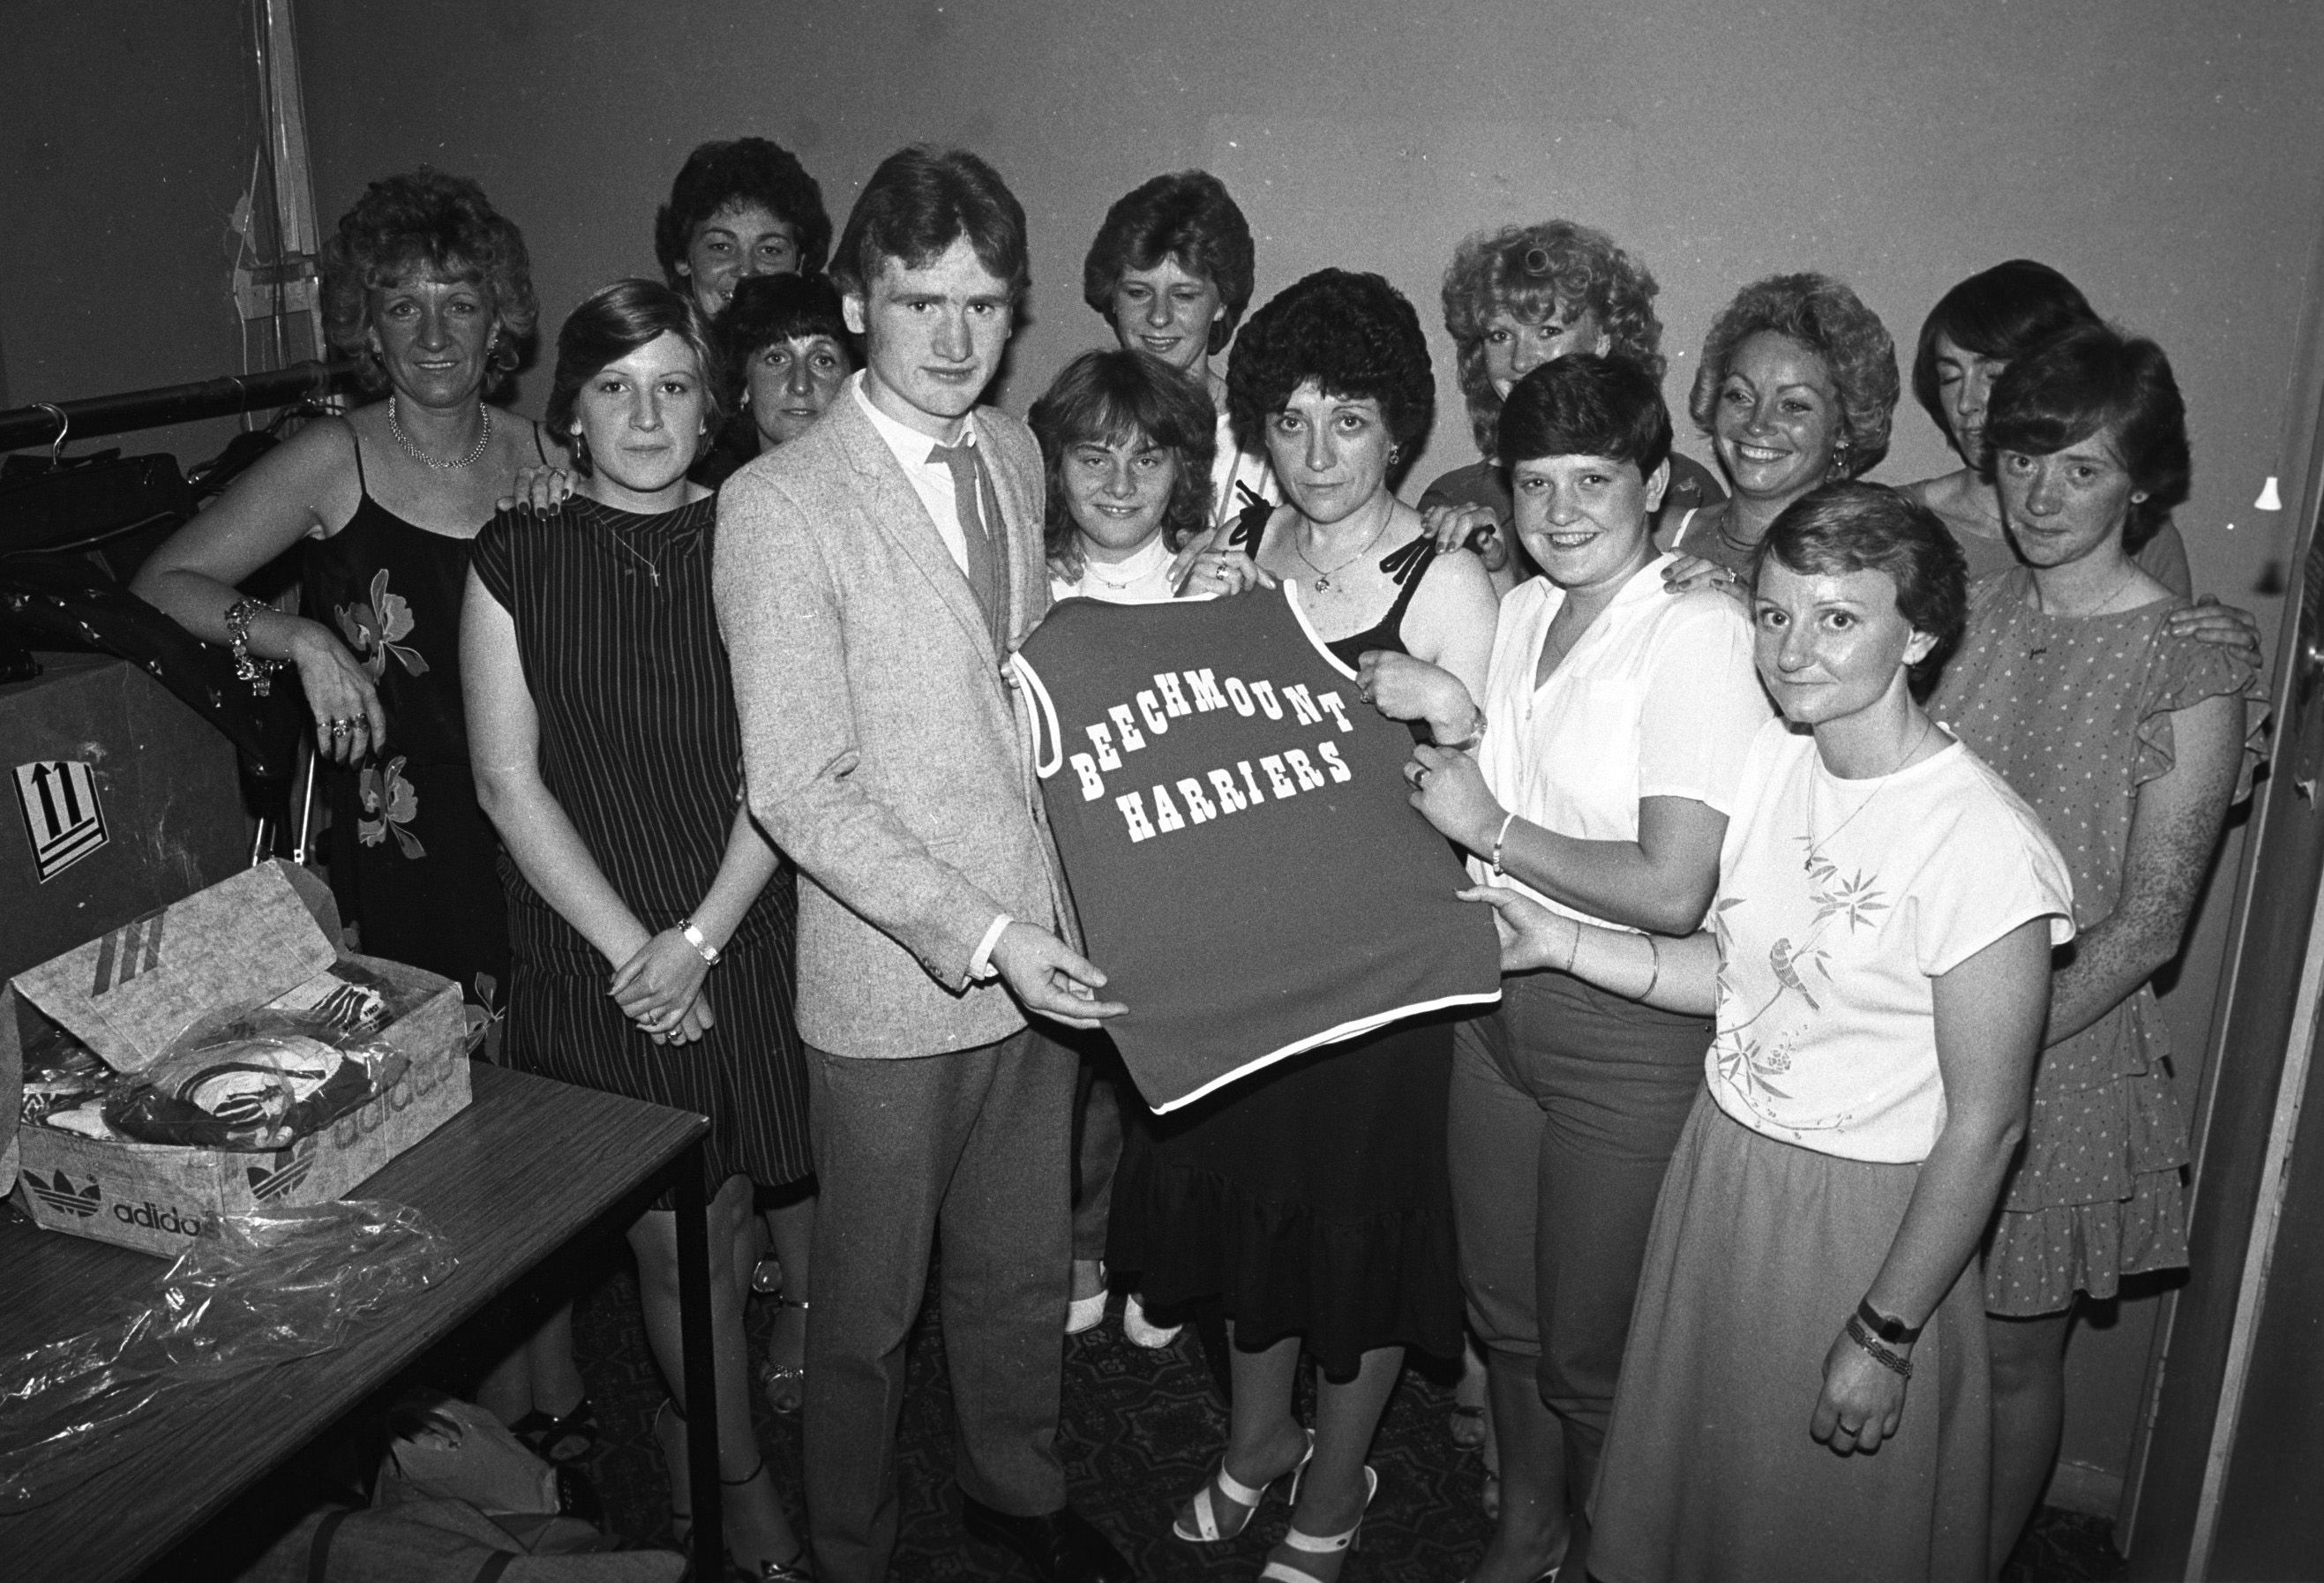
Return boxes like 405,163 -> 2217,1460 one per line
712,383 -> 1069,1060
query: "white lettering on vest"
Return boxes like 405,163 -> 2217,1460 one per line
1175,776 -> 1219,822
1085,723 -> 1121,771
1069,753 -> 1106,800
1136,689 -> 1170,735
1237,761 -> 1268,803
1224,678 -> 1256,716
1151,782 -> 1187,832
1318,741 -> 1353,782
1184,669 -> 1228,711
1283,747 -> 1327,791
1259,754 -> 1297,799
1251,679 -> 1284,720
1282,684 -> 1323,726
1116,791 -> 1156,842
1207,768 -> 1249,813
1317,691 -> 1353,733
1153,671 -> 1190,716
1107,703 -> 1146,752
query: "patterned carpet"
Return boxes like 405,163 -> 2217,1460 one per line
552,1253 -> 2125,1582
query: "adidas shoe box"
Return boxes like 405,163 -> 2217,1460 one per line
4,858 -> 472,1256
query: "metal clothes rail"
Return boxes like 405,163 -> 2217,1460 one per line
0,359 -> 362,454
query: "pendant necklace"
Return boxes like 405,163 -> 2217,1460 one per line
600,511 -> 663,589
387,396 -> 491,469
1294,514 -> 1393,591
1803,713 -> 1934,872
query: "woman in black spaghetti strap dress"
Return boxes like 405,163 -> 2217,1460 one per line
1106,270 -> 1500,1581
130,169 -> 603,1450
133,169 -> 550,1032
464,280 -> 808,1580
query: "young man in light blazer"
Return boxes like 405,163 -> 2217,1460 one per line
712,146 -> 1130,1583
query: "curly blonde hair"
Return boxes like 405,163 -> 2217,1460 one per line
1441,221 -> 1665,457
319,169 -> 537,395
1688,274 -> 1899,478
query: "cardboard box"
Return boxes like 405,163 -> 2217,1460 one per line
4,859 -> 472,1256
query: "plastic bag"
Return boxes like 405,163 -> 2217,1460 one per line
102,1001 -> 411,1151
0,1199 -> 459,1509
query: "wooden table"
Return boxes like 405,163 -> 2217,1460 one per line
0,1062 -> 721,1582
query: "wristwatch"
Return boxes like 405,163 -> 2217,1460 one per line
1856,1297 -> 1923,1345
679,919 -> 722,966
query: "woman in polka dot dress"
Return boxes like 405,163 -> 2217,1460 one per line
1931,322 -> 2266,1573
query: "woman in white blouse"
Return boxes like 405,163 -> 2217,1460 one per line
1466,482 -> 2073,1583
1366,354 -> 1770,1583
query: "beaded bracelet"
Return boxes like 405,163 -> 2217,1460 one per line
1845,1313 -> 1915,1379
224,598 -> 282,696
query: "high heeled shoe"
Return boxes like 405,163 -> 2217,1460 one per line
758,1294 -> 808,1414
1172,1428 -> 1315,1542
1258,1466 -> 1377,1583
657,1400 -> 814,1580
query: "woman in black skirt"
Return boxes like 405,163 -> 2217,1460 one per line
464,279 -> 808,1579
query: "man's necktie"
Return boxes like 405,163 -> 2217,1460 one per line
927,438 -> 1010,654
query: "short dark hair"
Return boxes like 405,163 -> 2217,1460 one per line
1497,354 -> 1673,481
319,168 -> 538,394
1443,220 -> 1668,456
1911,259 -> 2099,443
1982,322 -> 2189,554
1029,349 -> 1218,572
829,145 -> 1028,303
1226,269 -> 1433,473
545,279 -> 722,477
713,274 -> 855,413
1691,273 -> 1900,478
654,138 -> 832,282
1082,171 -> 1256,356
1754,481 -> 1968,701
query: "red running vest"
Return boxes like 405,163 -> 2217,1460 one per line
1013,586 -> 1503,1112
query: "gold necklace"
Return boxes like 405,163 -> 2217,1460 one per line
387,396 -> 491,469
1293,514 -> 1393,591
1803,713 -> 1934,872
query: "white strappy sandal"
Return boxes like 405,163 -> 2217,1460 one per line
1258,1465 -> 1378,1583
1172,1428 -> 1316,1543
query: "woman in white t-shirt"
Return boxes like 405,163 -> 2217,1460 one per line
1370,354 -> 1770,1583
1466,482 -> 2073,1583
1027,346 -> 1255,1349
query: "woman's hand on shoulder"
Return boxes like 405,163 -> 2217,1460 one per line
1423,501 -> 1511,574
1811,1323 -> 1908,1456
1662,551 -> 1747,602
2166,595 -> 2264,660
499,464 -> 575,516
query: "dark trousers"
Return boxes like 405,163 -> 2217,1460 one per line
802,1029 -> 1076,1583
1449,968 -> 1707,1512
1070,1039 -> 1130,1264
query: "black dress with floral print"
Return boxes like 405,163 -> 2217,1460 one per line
303,445 -> 510,1044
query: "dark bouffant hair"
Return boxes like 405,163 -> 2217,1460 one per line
1443,220 -> 1667,456
1082,171 -> 1256,356
319,169 -> 538,394
1982,322 -> 2189,555
1690,273 -> 1900,478
1226,269 -> 1433,475
1029,349 -> 1219,573
544,280 -> 721,478
714,274 -> 855,415
1755,481 -> 1968,701
1498,354 -> 1673,479
653,138 -> 831,282
829,146 -> 1028,302
1911,259 -> 2100,448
